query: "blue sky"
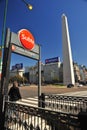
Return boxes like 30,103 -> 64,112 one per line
0,0 -> 87,68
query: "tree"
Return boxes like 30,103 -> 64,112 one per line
9,74 -> 28,84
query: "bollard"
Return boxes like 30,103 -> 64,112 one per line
41,93 -> 45,108
38,95 -> 42,107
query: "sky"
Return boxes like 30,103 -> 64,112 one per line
0,0 -> 87,68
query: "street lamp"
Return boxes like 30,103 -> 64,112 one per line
0,0 -> 33,129
0,0 -> 8,81
0,0 -> 33,80
22,0 -> 33,10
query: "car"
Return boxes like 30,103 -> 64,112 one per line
78,84 -> 83,87
79,81 -> 86,85
67,84 -> 74,88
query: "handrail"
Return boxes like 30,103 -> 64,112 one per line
4,101 -> 80,130
41,93 -> 87,114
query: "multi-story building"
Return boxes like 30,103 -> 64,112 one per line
25,62 -> 44,84
10,59 -> 87,85
73,63 -> 81,82
44,62 -> 61,83
10,69 -> 24,77
79,65 -> 87,81
24,57 -> 61,84
10,63 -> 24,78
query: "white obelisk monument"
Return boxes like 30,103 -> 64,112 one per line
62,14 -> 75,85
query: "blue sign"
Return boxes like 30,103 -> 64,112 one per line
11,63 -> 23,70
45,57 -> 59,64
15,63 -> 23,70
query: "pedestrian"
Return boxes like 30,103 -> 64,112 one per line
8,81 -> 22,101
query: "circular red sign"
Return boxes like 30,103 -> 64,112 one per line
18,29 -> 35,50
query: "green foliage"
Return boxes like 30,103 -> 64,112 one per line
9,74 -> 28,84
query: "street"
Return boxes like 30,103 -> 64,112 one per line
15,84 -> 87,107
19,84 -> 87,98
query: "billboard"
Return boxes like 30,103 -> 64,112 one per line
12,63 -> 23,70
45,57 -> 59,64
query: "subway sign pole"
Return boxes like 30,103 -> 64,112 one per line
0,28 -> 41,129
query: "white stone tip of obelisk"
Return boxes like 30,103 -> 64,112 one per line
62,13 -> 66,18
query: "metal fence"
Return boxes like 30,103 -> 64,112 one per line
4,101 -> 80,130
40,93 -> 87,114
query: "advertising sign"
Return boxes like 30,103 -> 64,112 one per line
15,63 -> 23,70
12,63 -> 23,70
45,57 -> 59,64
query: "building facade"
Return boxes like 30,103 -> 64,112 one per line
10,61 -> 87,85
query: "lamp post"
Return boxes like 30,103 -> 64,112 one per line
0,0 -> 33,129
0,0 -> 33,81
0,0 -> 8,81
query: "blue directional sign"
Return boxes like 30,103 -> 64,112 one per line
45,57 -> 59,64
15,63 -> 23,70
11,63 -> 23,70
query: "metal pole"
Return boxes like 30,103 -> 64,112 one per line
0,1 -> 8,129
0,0 -> 8,81
1,0 -> 8,47
38,45 -> 41,107
0,0 -> 32,80
22,0 -> 28,5
0,0 -> 8,114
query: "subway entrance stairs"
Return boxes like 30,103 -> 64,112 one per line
4,90 -> 87,130
16,90 -> 87,107
17,97 -> 38,107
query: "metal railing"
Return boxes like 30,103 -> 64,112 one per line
4,101 -> 80,130
40,93 -> 87,114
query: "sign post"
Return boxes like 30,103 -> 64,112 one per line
0,28 -> 41,120
17,29 -> 41,104
38,45 -> 41,106
0,28 -> 12,130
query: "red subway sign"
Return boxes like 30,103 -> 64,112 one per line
18,29 -> 35,50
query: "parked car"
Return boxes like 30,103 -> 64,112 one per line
78,81 -> 86,86
67,84 -> 74,88
78,84 -> 83,87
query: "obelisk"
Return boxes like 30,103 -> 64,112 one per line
62,14 -> 75,85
